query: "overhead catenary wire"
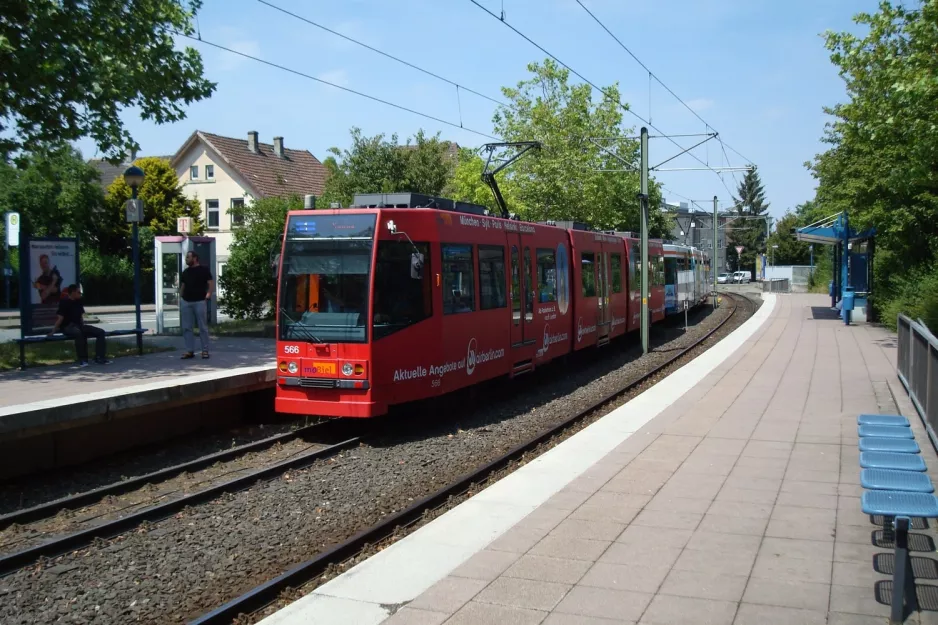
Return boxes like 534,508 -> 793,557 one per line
173,32 -> 501,142
255,0 -> 509,109
573,0 -> 752,196
468,0 -> 739,199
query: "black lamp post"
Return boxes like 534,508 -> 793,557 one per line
123,165 -> 145,335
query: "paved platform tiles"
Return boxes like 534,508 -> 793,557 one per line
263,294 -> 938,625
0,335 -> 274,412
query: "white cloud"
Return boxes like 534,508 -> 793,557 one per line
211,27 -> 261,72
683,98 -> 715,112
315,69 -> 350,89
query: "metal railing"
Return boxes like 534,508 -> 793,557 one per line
897,314 -> 938,450
762,278 -> 791,293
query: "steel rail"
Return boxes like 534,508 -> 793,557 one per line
0,436 -> 362,576
190,293 -> 753,625
0,420 -> 341,529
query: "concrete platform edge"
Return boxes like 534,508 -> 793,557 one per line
0,363 -> 277,440
258,294 -> 778,625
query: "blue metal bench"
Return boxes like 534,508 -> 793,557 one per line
859,414 -> 910,427
862,469 -> 934,493
860,452 -> 927,472
858,425 -> 915,439
862,491 -> 938,623
859,438 -> 921,454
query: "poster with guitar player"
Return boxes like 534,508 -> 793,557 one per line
23,238 -> 78,334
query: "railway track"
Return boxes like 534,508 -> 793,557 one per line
192,292 -> 755,625
0,420 -> 366,576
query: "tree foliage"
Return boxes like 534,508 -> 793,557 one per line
765,210 -> 811,266
0,0 -> 215,160
450,60 -> 670,236
104,157 -> 203,250
220,195 -> 302,319
727,167 -> 771,272
0,145 -> 104,241
808,1 -> 938,325
319,128 -> 455,207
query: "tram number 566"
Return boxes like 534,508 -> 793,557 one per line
283,345 -> 301,354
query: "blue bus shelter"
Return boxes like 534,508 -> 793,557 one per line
796,211 -> 875,325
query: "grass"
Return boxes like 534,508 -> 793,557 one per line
0,337 -> 173,371
163,318 -> 275,338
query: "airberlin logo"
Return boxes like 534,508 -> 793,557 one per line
466,338 -> 505,376
537,324 -> 569,358
577,317 -> 597,343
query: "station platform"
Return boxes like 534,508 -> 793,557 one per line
263,293 -> 938,625
0,336 -> 275,477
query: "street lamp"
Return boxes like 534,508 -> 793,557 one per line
809,244 -> 814,274
771,244 -> 779,269
123,165 -> 145,338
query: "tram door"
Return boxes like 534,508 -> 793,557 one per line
596,250 -> 610,339
508,235 -> 535,350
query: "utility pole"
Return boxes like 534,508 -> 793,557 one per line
713,196 -> 718,308
639,127 -> 649,355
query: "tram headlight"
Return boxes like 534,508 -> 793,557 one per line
287,361 -> 298,374
342,363 -> 354,377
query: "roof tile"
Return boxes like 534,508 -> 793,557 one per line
198,132 -> 328,198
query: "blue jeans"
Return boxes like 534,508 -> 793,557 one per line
181,299 -> 209,353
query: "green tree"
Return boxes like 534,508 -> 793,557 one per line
447,147 -> 521,214
727,167 -> 770,271
765,211 -> 810,265
319,128 -> 454,207
471,59 -> 670,236
0,145 -> 105,241
105,157 -> 204,244
808,1 -> 938,327
220,195 -> 302,319
1,0 -> 215,160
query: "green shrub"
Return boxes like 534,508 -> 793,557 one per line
880,264 -> 938,333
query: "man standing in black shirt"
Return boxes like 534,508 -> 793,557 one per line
179,250 -> 213,359
48,285 -> 109,366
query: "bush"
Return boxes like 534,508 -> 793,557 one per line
220,195 -> 302,319
79,248 -> 154,306
880,264 -> 938,333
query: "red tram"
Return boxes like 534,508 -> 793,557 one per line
274,193 -> 710,418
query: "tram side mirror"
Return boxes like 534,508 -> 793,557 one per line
270,252 -> 281,280
410,252 -> 424,280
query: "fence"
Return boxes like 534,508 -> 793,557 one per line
762,278 -> 791,293
897,314 -> 938,451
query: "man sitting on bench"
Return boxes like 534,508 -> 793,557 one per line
48,284 -> 110,366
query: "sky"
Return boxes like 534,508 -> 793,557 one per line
74,0 -> 881,223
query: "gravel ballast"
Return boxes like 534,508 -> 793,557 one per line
0,295 -> 756,624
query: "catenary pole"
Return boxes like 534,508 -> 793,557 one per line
640,127 -> 649,355
713,195 -> 718,308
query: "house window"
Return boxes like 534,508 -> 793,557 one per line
190,165 -> 199,180
206,199 -> 219,229
205,165 -> 214,180
230,198 -> 245,227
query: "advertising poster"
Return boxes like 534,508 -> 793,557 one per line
24,238 -> 78,333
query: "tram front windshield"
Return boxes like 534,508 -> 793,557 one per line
279,214 -> 376,343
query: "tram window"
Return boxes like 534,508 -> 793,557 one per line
654,256 -> 666,286
536,248 -> 557,303
524,247 -> 534,322
442,244 -> 475,314
628,242 -> 639,292
479,245 -> 507,310
581,252 -> 596,297
510,246 -> 521,323
665,257 -> 677,285
373,240 -> 432,340
611,253 -> 622,293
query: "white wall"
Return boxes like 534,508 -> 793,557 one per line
175,142 -> 256,296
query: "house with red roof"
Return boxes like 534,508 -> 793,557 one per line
170,130 -> 329,287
